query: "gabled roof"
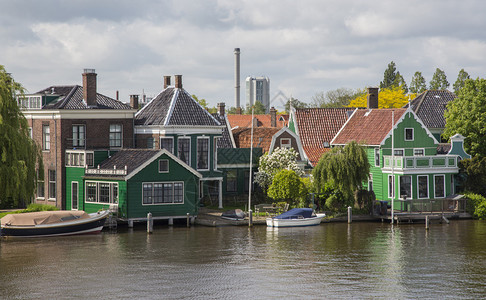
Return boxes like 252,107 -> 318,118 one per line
407,90 -> 456,129
268,127 -> 307,161
135,87 -> 220,127
212,113 -> 236,148
293,107 -> 354,166
331,108 -> 407,146
232,127 -> 280,152
227,114 -> 287,129
86,149 -> 202,180
36,85 -> 131,110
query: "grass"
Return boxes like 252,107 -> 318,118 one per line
0,203 -> 58,219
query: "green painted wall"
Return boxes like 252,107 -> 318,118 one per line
65,166 -> 85,210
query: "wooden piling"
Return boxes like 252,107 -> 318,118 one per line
147,212 -> 153,233
347,206 -> 352,224
425,215 -> 429,230
187,213 -> 190,227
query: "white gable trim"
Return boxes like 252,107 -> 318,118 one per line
164,88 -> 180,126
182,89 -> 221,126
330,107 -> 358,145
268,127 -> 308,161
224,115 -> 237,148
135,88 -> 168,118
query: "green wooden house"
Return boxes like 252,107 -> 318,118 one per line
331,107 -> 470,214
66,149 -> 202,224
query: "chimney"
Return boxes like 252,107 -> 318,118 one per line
217,102 -> 225,116
252,117 -> 258,128
270,106 -> 277,127
236,107 -> 242,115
116,90 -> 119,100
234,48 -> 241,109
175,75 -> 182,89
82,69 -> 97,107
163,76 -> 171,89
130,95 -> 139,110
367,87 -> 379,109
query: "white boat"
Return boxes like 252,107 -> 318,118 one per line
1,210 -> 109,237
266,208 -> 325,227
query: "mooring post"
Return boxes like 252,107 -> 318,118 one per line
128,219 -> 134,228
248,209 -> 253,227
425,215 -> 430,230
186,213 -> 190,227
347,206 -> 352,224
168,218 -> 173,226
147,212 -> 153,234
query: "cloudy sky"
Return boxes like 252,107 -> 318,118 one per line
1,0 -> 485,110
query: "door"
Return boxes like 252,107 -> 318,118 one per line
72,182 -> 78,210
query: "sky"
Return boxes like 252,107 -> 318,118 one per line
1,0 -> 486,111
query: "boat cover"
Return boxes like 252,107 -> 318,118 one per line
274,208 -> 313,219
1,210 -> 90,226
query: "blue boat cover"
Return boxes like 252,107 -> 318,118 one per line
274,208 -> 313,219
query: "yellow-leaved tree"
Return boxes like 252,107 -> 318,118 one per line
348,86 -> 416,108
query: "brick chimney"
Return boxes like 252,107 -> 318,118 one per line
217,102 -> 225,116
164,76 -> 171,89
130,95 -> 139,110
175,75 -> 182,89
367,87 -> 379,109
82,69 -> 97,107
236,107 -> 242,115
116,90 -> 119,100
270,106 -> 277,127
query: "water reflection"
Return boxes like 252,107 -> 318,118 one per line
1,221 -> 486,299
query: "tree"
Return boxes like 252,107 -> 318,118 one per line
443,78 -> 486,158
348,86 -> 415,109
453,69 -> 470,94
284,97 -> 308,113
380,61 -> 398,89
312,141 -> 370,205
409,71 -> 427,93
192,94 -> 217,113
0,65 -> 43,207
267,169 -> 308,207
245,101 -> 266,114
429,68 -> 450,90
254,147 -> 304,191
394,72 -> 408,93
311,88 -> 364,108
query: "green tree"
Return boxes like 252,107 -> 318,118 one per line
380,61 -> 398,89
410,71 -> 427,93
0,66 -> 43,208
284,97 -> 308,113
429,68 -> 450,90
255,147 -> 304,191
394,71 -> 408,93
312,141 -> 370,205
267,169 -> 308,207
453,69 -> 470,94
311,88 -> 364,108
443,78 -> 486,158
348,86 -> 415,109
245,101 -> 266,114
192,94 -> 217,113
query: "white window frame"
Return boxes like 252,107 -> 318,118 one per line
48,169 -> 56,200
374,148 -> 380,167
37,178 -> 45,199
178,137 -> 191,166
368,173 -> 373,192
213,137 -> 219,171
160,136 -> 174,153
417,175 -> 429,199
414,148 -> 425,156
388,175 -> 395,199
280,138 -> 291,149
43,124 -> 50,151
399,175 -> 412,200
158,159 -> 169,173
434,174 -> 446,198
109,124 -> 123,148
394,149 -> 404,156
405,128 -> 414,141
85,181 -> 119,204
72,124 -> 86,148
142,181 -> 184,205
197,137 -> 210,171
71,181 -> 79,210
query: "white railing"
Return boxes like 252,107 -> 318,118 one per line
383,155 -> 458,170
85,166 -> 127,176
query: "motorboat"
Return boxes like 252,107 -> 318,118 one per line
0,210 -> 109,237
266,208 -> 325,227
221,209 -> 246,220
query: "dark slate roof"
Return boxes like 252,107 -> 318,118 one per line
87,149 -> 161,177
135,87 -> 221,126
212,113 -> 234,148
37,85 -> 131,110
406,90 -> 456,129
437,143 -> 452,154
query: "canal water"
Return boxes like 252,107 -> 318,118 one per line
1,220 -> 486,299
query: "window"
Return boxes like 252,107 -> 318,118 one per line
399,175 -> 412,199
72,125 -> 85,148
48,170 -> 56,199
142,182 -> 184,205
374,148 -> 380,167
72,182 -> 78,210
414,148 -> 425,156
418,175 -> 428,199
86,153 -> 94,167
159,159 -> 169,173
178,137 -> 191,166
37,179 -> 45,198
28,127 -> 33,139
160,137 -> 174,153
43,124 -> 50,150
434,175 -> 445,198
197,138 -> 209,170
280,138 -> 291,149
388,175 -> 394,198
86,181 -> 119,204
226,170 -> 237,192
147,137 -> 155,149
65,152 -> 86,167
368,173 -> 373,192
394,149 -> 404,156
405,128 -> 414,141
109,124 -> 122,148
214,137 -> 219,170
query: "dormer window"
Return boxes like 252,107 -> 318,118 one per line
280,138 -> 291,149
405,128 -> 414,141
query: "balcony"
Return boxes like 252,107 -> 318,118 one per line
382,155 -> 458,171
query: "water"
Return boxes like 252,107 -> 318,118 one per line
1,220 -> 486,299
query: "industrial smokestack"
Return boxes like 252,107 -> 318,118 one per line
234,48 -> 240,109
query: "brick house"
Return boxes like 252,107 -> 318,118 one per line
19,69 -> 136,209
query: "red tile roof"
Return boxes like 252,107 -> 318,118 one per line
332,108 -> 407,146
232,127 -> 280,152
294,108 -> 354,166
227,114 -> 287,128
